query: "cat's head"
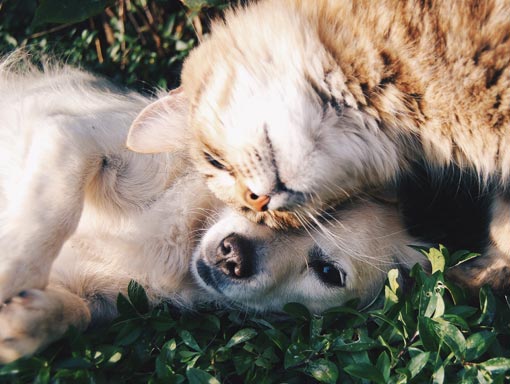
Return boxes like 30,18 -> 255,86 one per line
127,1 -> 399,228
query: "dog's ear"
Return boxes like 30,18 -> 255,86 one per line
127,87 -> 188,153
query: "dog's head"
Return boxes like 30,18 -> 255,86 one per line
191,199 -> 426,313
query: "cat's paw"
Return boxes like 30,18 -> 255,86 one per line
0,289 -> 71,363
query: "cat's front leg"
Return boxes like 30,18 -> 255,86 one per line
0,287 -> 90,363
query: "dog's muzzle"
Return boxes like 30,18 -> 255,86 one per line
195,233 -> 257,292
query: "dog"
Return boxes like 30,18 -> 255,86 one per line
0,55 -> 429,363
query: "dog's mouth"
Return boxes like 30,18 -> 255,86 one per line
195,259 -> 225,294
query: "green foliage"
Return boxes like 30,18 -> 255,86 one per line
0,248 -> 508,383
0,0 -> 229,90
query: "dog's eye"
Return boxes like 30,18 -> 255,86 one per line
310,260 -> 346,287
308,245 -> 346,287
204,152 -> 226,170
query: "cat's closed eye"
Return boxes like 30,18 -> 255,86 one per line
204,152 -> 227,171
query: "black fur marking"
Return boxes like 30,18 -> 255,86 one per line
306,72 -> 344,116
486,67 -> 504,88
493,94 -> 501,109
263,123 -> 285,192
398,161 -> 492,253
473,43 -> 491,65
380,75 -> 397,87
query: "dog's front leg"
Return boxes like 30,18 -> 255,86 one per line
0,286 -> 91,363
0,116 -> 102,302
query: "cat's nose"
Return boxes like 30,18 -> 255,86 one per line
245,190 -> 270,212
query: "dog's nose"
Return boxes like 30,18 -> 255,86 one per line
215,234 -> 255,278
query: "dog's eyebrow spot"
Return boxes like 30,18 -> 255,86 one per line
308,244 -> 329,261
101,156 -> 109,169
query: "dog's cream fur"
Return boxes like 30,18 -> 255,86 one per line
0,57 -> 427,363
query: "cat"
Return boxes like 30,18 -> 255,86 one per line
126,0 -> 510,288
0,54 -> 426,362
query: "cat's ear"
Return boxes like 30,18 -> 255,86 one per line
127,87 -> 188,153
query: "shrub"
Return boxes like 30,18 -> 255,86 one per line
0,0 -> 227,91
0,247 -> 509,383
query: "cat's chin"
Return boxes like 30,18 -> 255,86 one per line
238,206 -> 303,229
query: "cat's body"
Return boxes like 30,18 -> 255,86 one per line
130,0 -> 510,222
127,0 -> 510,289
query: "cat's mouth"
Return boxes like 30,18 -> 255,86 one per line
238,206 -> 303,228
238,194 -> 373,230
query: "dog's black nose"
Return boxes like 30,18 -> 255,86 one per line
215,234 -> 255,278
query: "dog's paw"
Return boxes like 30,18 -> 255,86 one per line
0,260 -> 50,304
0,289 -> 72,363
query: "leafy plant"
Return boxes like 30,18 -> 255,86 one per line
0,0 -> 229,90
0,247 -> 508,383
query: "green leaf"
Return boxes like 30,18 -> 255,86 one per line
465,331 -> 496,361
432,363 -> 445,384
478,357 -> 510,374
159,339 -> 177,363
449,250 -> 480,267
128,280 -> 150,314
437,320 -> 466,359
388,268 -> 400,293
419,276 -> 446,318
34,366 -> 50,384
446,305 -> 478,318
232,354 -> 253,375
418,317 -> 440,351
116,293 -> 137,316
155,355 -> 175,379
420,247 -> 446,274
181,0 -> 226,13
407,351 -> 430,378
306,359 -> 339,384
283,302 -> 311,321
442,314 -> 469,331
33,0 -> 112,26
226,328 -> 258,348
420,318 -> 466,359
343,363 -> 386,383
115,322 -> 143,346
331,335 -> 380,352
284,342 -> 309,369
179,330 -> 202,353
265,328 -> 288,351
185,368 -> 221,384
150,315 -> 176,332
92,345 -> 123,366
376,351 -> 391,382
477,286 -> 497,326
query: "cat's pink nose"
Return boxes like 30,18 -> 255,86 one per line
245,190 -> 270,212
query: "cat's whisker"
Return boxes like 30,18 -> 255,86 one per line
304,210 -> 393,269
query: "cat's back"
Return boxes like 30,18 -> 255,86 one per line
185,0 -> 510,174
299,0 -> 510,170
